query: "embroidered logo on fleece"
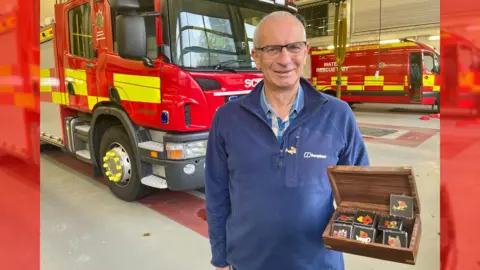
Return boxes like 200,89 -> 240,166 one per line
304,152 -> 327,159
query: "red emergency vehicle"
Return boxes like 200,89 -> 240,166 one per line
309,40 -> 441,111
440,30 -> 480,117
40,0 -> 298,201
0,6 -> 40,167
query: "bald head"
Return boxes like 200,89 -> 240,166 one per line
253,11 -> 307,48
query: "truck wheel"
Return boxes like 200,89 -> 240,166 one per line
324,90 -> 336,97
99,125 -> 152,201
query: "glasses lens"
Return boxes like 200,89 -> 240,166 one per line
287,42 -> 305,53
264,46 -> 281,56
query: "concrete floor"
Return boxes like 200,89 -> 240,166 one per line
40,103 -> 440,270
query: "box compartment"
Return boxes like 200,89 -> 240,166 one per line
322,166 -> 422,265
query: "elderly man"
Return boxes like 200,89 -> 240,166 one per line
205,11 -> 369,270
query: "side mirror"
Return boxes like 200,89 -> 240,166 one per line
116,15 -> 148,61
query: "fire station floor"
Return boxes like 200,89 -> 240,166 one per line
40,103 -> 441,270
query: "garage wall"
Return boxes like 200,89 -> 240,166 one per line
352,0 -> 440,35
40,0 -> 56,27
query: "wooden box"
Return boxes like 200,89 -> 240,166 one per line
322,166 -> 422,265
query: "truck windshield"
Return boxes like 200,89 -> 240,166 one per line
168,0 -> 293,71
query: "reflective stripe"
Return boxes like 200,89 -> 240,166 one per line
311,42 -> 418,55
40,69 -> 53,92
88,96 -> 110,110
52,92 -> 67,105
313,75 -> 407,92
331,76 -> 347,86
383,85 -> 405,91
65,68 -> 88,96
423,75 -> 435,87
113,73 -> 161,103
40,69 -> 161,107
347,85 -> 364,91
364,76 -> 383,86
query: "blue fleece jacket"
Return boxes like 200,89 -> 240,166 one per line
205,77 -> 369,270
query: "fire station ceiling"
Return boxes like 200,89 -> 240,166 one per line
352,0 -> 439,35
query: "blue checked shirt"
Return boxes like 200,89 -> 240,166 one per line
260,85 -> 304,144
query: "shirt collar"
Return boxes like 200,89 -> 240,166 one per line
260,84 -> 304,118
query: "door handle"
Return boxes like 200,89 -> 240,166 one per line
86,63 -> 94,68
67,82 -> 75,95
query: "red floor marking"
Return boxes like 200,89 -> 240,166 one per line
357,122 -> 439,148
139,192 -> 208,238
43,150 -> 208,238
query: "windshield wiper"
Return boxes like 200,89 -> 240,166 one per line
214,60 -> 246,70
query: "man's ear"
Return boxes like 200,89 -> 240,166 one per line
252,48 -> 261,70
302,42 -> 311,65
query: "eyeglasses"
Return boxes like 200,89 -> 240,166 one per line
255,41 -> 307,57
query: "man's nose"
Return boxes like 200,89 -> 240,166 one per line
276,47 -> 291,65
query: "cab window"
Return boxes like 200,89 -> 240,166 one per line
68,3 -> 94,59
423,52 -> 435,73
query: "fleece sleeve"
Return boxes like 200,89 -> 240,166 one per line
337,104 -> 370,166
204,110 -> 231,268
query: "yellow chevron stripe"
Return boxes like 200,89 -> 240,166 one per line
40,69 -> 53,92
423,75 -> 435,87
312,42 -> 418,55
88,96 -> 110,110
383,85 -> 405,91
65,68 -> 88,96
347,85 -> 363,91
364,76 -> 384,86
113,73 -> 161,103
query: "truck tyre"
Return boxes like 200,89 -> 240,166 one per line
324,90 -> 336,97
99,125 -> 152,201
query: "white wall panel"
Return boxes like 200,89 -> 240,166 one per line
40,0 -> 56,26
352,0 -> 439,34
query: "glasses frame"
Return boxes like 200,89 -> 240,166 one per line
255,41 -> 308,57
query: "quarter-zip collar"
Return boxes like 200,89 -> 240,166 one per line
240,77 -> 329,124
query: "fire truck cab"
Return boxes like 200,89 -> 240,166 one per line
309,40 -> 441,111
40,0 -> 297,201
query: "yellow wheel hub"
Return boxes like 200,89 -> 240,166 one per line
102,144 -> 131,184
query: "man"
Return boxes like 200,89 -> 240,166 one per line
205,11 -> 369,270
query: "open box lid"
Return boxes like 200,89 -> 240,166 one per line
326,166 -> 421,215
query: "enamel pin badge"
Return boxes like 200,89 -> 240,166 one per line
389,194 -> 414,218
285,146 -> 296,155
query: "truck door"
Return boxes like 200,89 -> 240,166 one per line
63,0 -> 97,112
409,52 -> 423,102
422,51 -> 440,92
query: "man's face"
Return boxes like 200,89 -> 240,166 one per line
252,17 -> 310,90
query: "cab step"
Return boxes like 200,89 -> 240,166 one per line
65,117 -> 92,164
75,125 -> 90,134
76,149 -> 91,160
141,175 -> 168,189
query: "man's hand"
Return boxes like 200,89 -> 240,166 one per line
216,267 -> 230,270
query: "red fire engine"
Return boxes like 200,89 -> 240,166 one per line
0,5 -> 40,167
440,30 -> 480,117
40,0 -> 297,201
309,40 -> 441,111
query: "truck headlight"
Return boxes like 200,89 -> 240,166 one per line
165,140 -> 207,160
